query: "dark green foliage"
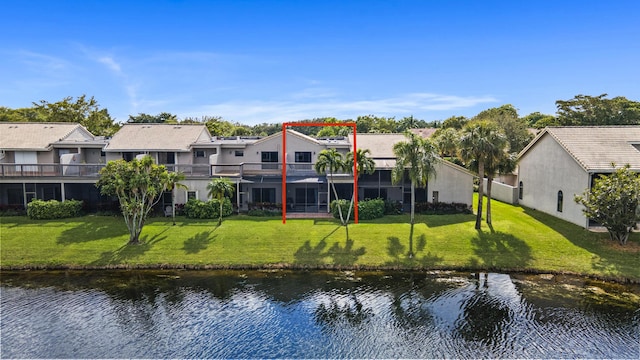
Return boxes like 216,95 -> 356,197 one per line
183,198 -> 233,219
247,209 -> 282,216
384,200 -> 403,215
26,199 -> 83,220
331,198 -> 385,220
0,205 -> 26,216
416,202 -> 473,215
556,94 -> 640,126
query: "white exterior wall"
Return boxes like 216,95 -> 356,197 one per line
429,162 -> 474,206
518,134 -> 590,227
483,179 -> 518,204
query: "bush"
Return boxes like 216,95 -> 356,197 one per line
26,199 -> 84,220
384,200 -> 402,215
247,209 -> 282,217
416,202 -> 472,215
0,205 -> 26,216
330,198 -> 386,220
183,198 -> 233,219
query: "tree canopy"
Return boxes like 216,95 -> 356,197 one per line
574,165 -> 640,245
96,156 -> 179,244
556,94 -> 640,126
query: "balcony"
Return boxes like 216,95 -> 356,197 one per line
0,163 -> 105,178
211,162 -> 339,177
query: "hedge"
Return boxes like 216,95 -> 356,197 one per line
183,198 -> 233,219
26,199 -> 84,220
330,198 -> 386,220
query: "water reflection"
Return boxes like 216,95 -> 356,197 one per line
1,271 -> 638,359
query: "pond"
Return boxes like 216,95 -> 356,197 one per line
1,270 -> 638,359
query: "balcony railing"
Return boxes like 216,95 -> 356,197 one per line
0,162 -> 350,178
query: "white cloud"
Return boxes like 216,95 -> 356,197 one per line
181,93 -> 499,124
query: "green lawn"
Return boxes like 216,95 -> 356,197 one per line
1,197 -> 638,281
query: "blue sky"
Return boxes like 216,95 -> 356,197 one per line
1,0 -> 639,125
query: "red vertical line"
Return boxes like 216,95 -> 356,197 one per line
353,124 -> 358,224
282,124 -> 287,224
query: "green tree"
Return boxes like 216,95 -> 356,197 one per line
344,148 -> 376,222
32,95 -> 119,136
128,112 -> 178,124
207,177 -> 236,226
484,151 -> 517,225
459,120 -> 506,230
556,94 -> 640,126
473,104 -> 532,153
96,156 -> 178,244
433,127 -> 459,157
392,131 -> 438,257
166,172 -> 187,225
521,111 -> 557,129
575,165 -> 640,245
315,149 -> 348,225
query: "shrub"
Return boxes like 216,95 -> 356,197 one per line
26,199 -> 84,220
183,198 -> 233,219
247,209 -> 282,217
416,202 -> 472,215
330,198 -> 386,220
0,205 -> 26,216
384,200 -> 403,215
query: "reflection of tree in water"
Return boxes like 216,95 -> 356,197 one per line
455,274 -> 513,346
313,294 -> 373,328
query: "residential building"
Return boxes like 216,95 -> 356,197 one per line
0,122 -> 107,209
517,126 -> 640,228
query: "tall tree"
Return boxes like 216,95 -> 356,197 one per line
459,120 -> 506,230
556,94 -> 640,126
575,165 -> 640,245
315,149 -> 348,225
166,172 -> 187,225
473,104 -> 532,153
484,151 -> 517,225
128,112 -> 178,124
32,95 -> 119,136
392,131 -> 438,257
96,156 -> 178,244
344,148 -> 376,222
434,127 -> 459,157
207,177 -> 236,226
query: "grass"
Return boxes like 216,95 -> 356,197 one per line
1,196 -> 638,282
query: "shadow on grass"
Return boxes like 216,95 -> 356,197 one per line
183,231 -> 217,254
523,207 -> 640,277
294,236 -> 366,267
57,220 -> 129,244
91,231 -> 168,266
385,235 -> 444,267
422,213 -> 476,227
469,229 -> 532,269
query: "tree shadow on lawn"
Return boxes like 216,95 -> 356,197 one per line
91,231 -> 168,266
58,221 -> 129,244
469,229 -> 532,269
422,213 -> 476,228
183,231 -> 217,254
385,235 -> 444,267
294,237 -> 366,267
523,207 -> 640,277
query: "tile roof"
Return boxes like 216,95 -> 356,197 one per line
104,124 -> 211,152
521,126 -> 640,172
0,122 -> 92,150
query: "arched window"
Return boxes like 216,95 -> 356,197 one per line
557,190 -> 563,212
518,181 -> 523,200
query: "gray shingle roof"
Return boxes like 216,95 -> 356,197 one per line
521,126 -> 640,172
104,124 -> 211,152
0,122 -> 92,150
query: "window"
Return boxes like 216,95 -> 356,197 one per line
518,181 -> 523,200
295,152 -> 311,163
187,191 -> 197,200
557,190 -> 563,212
194,150 -> 206,158
261,151 -> 278,170
235,150 -> 244,157
252,188 -> 276,203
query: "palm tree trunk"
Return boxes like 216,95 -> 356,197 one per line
486,175 -> 493,225
475,161 -> 484,230
409,181 -> 415,258
329,172 -> 345,225
218,199 -> 223,226
171,187 -> 176,226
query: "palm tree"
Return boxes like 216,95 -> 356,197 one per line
434,127 -> 460,158
344,148 -> 376,222
166,171 -> 187,225
315,148 -> 348,224
459,120 -> 507,230
207,177 -> 235,226
392,131 -> 438,257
